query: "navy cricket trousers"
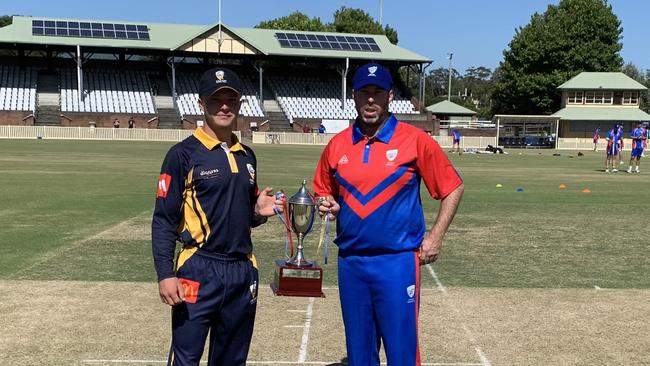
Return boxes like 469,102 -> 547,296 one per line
168,249 -> 259,366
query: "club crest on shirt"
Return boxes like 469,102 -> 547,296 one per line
247,164 -> 255,179
386,149 -> 398,162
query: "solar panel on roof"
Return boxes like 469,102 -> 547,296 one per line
32,20 -> 151,41
275,32 -> 381,52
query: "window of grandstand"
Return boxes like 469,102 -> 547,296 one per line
566,91 -> 583,104
584,90 -> 613,104
622,91 -> 639,105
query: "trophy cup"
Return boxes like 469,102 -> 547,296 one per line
270,180 -> 325,297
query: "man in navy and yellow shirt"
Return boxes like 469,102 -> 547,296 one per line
314,63 -> 464,366
152,67 -> 280,366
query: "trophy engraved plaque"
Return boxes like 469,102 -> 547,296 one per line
270,180 -> 325,297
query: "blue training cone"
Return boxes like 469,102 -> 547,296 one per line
516,187 -> 524,192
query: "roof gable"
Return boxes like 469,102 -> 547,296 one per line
558,72 -> 647,91
425,100 -> 476,115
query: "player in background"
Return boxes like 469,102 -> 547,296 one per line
627,122 -> 646,173
605,124 -> 621,173
617,124 -> 624,166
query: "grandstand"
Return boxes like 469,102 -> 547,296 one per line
0,65 -> 37,112
0,15 -> 432,131
60,69 -> 155,114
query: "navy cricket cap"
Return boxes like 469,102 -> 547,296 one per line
352,63 -> 393,91
198,67 -> 242,98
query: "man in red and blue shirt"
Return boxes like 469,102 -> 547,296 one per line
605,124 -> 622,172
313,63 -> 464,366
627,122 -> 646,173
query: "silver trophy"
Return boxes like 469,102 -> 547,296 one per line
286,180 -> 316,267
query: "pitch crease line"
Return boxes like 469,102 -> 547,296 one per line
297,297 -> 315,362
425,264 -> 491,366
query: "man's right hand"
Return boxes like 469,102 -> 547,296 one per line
317,195 -> 340,220
159,277 -> 185,306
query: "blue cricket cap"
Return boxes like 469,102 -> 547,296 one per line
352,63 -> 393,91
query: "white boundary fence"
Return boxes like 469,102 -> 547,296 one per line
1,126 -> 625,150
557,137 -> 634,151
252,132 -> 334,145
0,126 -> 240,142
433,135 -> 497,148
252,132 -> 498,148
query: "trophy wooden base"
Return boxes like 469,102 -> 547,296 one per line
270,259 -> 325,297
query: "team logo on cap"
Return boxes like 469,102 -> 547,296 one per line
215,70 -> 225,80
368,66 -> 378,77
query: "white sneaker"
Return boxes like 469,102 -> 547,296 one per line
612,168 -> 619,172
605,169 -> 610,173
627,168 -> 632,173
636,168 -> 640,173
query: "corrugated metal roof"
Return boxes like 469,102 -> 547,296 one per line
0,16 -> 430,62
425,100 -> 476,115
558,72 -> 647,90
2,16 -> 204,50
551,106 -> 650,121
232,27 -> 430,62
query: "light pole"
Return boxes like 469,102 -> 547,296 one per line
447,52 -> 453,101
379,0 -> 383,25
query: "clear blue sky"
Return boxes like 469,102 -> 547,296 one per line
3,0 -> 648,74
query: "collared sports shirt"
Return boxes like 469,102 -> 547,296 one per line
152,128 -> 261,281
313,114 -> 463,254
631,127 -> 644,149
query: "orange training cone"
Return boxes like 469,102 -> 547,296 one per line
582,188 -> 591,193
559,184 -> 567,189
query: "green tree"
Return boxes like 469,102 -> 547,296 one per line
255,11 -> 330,32
622,63 -> 649,113
256,8 -> 398,44
0,15 -> 12,28
492,0 -> 623,115
331,7 -> 398,44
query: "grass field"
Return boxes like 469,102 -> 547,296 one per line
1,139 -> 649,365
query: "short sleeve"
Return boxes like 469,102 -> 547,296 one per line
416,132 -> 463,200
313,142 -> 339,198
